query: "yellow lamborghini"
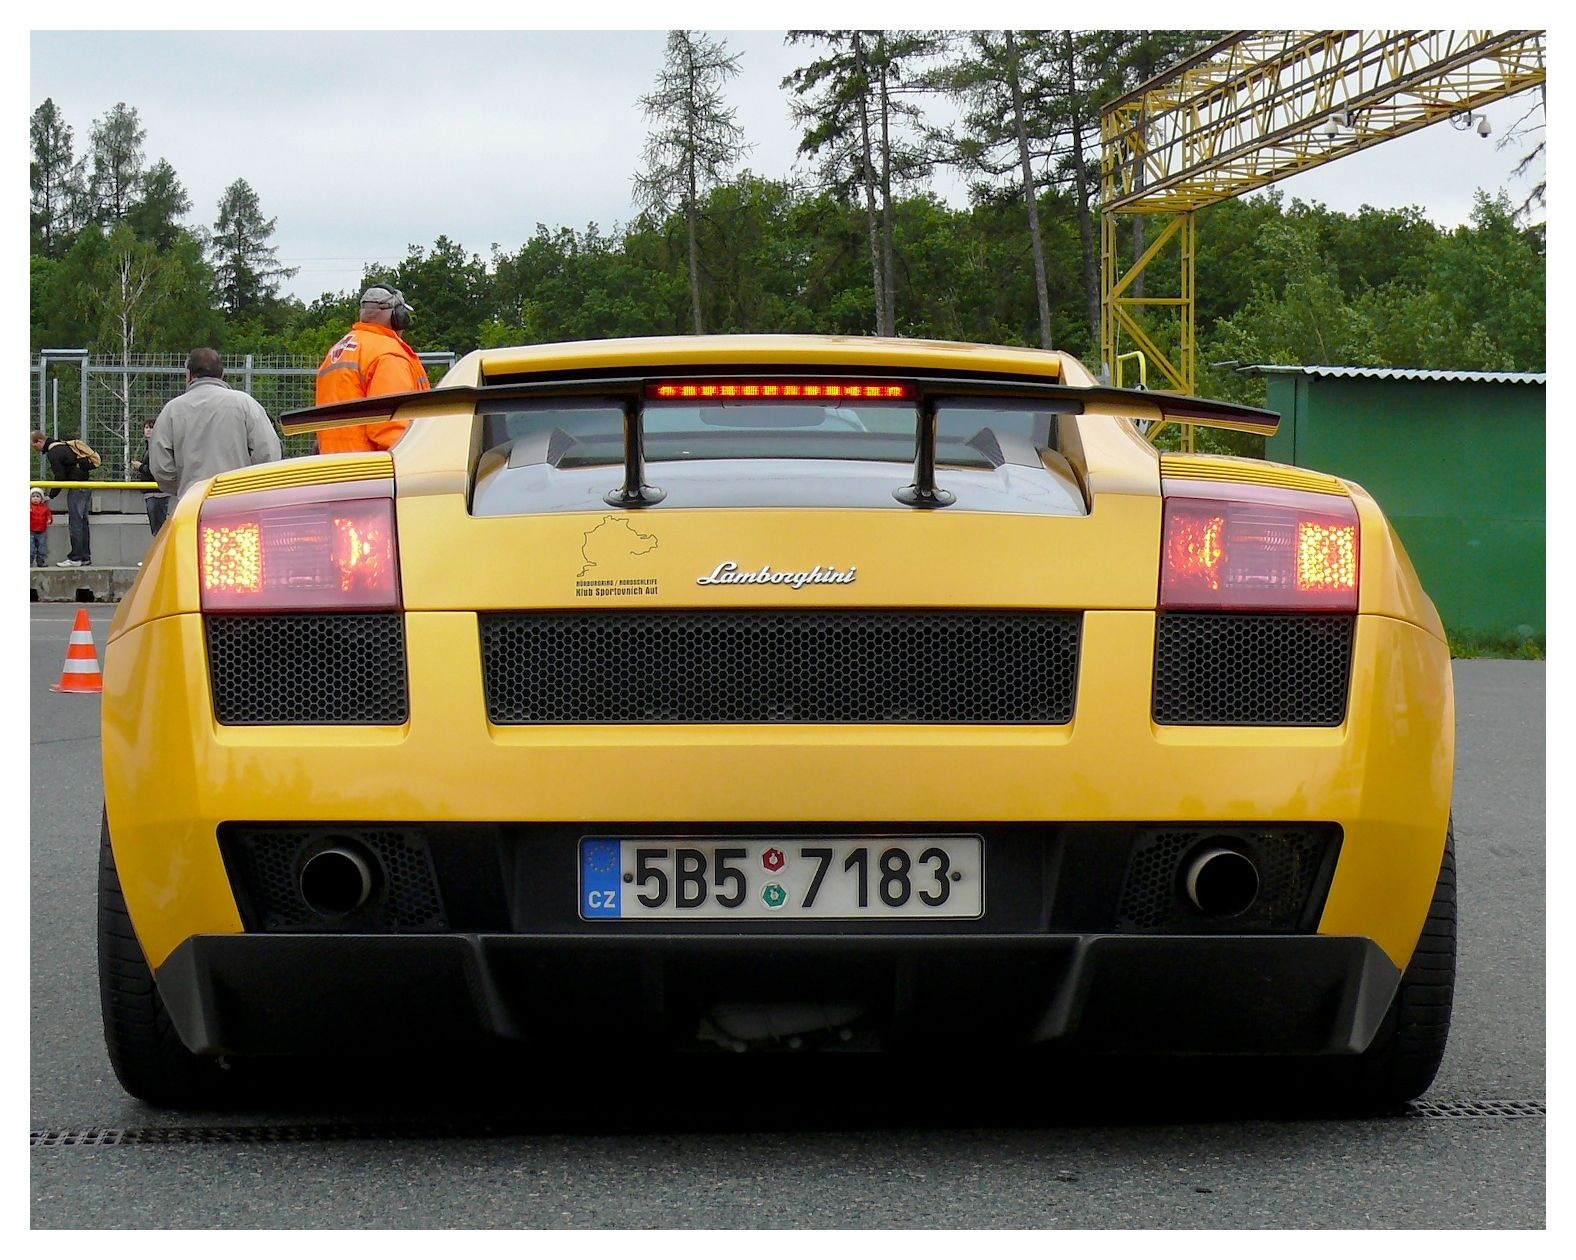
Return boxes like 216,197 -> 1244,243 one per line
98,336 -> 1455,1108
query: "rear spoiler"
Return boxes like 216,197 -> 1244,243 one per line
280,377 -> 1278,510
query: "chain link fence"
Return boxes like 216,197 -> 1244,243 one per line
30,350 -> 456,482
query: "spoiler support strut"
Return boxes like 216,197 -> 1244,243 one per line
893,399 -> 955,508
604,397 -> 665,508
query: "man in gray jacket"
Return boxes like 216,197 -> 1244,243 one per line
149,347 -> 282,504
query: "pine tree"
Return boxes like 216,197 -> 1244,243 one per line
784,30 -> 939,336
209,178 -> 297,319
785,31 -> 887,335
1042,32 -> 1105,352
869,31 -> 943,334
88,102 -> 146,225
128,159 -> 192,251
929,31 -> 1060,349
633,30 -> 749,335
30,98 -> 84,256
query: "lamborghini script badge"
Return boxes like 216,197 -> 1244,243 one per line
696,562 -> 857,589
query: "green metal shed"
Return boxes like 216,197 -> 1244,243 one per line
1248,365 -> 1545,637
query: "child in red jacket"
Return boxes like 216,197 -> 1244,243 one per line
30,488 -> 52,567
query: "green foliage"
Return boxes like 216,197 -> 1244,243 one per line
27,87 -> 1546,402
1208,216 -> 1385,370
1446,628 -> 1545,660
1399,191 -> 1546,370
1193,188 -> 1544,403
634,31 -> 748,219
126,159 -> 191,251
46,222 -> 222,358
927,31 -> 1060,347
380,236 -> 493,352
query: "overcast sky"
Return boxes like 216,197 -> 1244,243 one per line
28,27 -> 1547,306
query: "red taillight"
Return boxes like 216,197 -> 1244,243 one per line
647,380 -> 910,401
1161,492 -> 1358,611
199,488 -> 400,611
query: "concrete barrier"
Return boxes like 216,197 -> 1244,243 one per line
30,566 -> 140,603
34,513 -> 156,571
31,499 -> 155,599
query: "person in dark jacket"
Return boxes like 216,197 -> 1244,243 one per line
30,431 -> 91,566
129,421 -> 171,535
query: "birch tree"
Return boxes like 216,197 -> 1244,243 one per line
65,224 -> 195,471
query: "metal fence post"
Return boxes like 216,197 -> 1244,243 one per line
121,362 -> 132,475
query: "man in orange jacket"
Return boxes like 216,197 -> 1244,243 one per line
314,284 -> 431,453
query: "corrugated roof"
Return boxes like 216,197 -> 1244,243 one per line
1239,364 -> 1545,385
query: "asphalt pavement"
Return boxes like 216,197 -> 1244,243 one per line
28,605 -> 1546,1228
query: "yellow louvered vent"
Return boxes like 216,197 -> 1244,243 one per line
206,455 -> 394,498
1160,454 -> 1347,497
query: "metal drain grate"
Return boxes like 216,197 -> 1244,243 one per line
31,1098 -> 1545,1145
1404,1099 -> 1546,1120
30,1123 -> 492,1146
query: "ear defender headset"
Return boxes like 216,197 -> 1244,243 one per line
367,283 -> 412,332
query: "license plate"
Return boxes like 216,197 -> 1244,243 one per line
579,836 -> 983,920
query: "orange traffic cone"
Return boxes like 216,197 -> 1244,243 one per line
50,608 -> 103,695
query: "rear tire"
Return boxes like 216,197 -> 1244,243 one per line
97,810 -> 223,1107
1349,822 -> 1457,1109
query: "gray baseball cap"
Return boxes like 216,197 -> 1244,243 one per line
360,284 -> 413,311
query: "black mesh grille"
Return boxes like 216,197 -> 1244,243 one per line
480,611 -> 1081,724
221,827 -> 445,932
1115,828 -> 1335,932
206,614 -> 408,725
1153,613 -> 1353,726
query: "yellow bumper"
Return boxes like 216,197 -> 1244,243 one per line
102,608 -> 1452,972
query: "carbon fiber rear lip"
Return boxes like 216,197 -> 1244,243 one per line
150,931 -> 1401,1059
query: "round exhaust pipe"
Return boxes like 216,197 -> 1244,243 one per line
299,845 -> 375,918
1184,846 -> 1260,918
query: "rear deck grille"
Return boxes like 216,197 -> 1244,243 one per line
479,610 -> 1081,724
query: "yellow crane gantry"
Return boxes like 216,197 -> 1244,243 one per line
1098,29 -> 1546,441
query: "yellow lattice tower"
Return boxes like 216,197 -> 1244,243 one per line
1099,29 -> 1546,446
